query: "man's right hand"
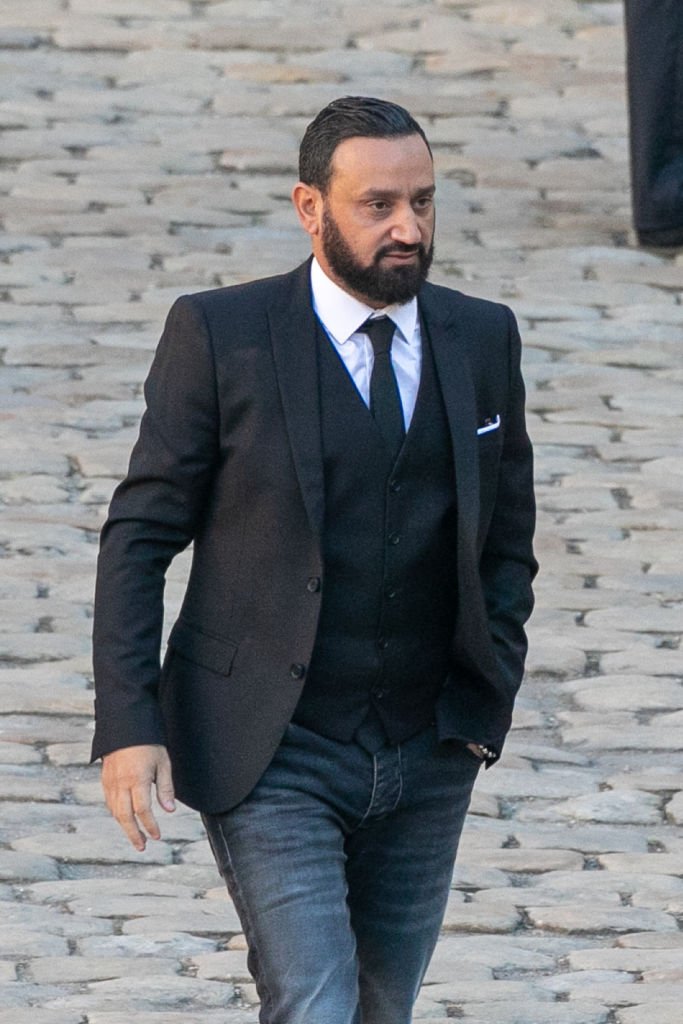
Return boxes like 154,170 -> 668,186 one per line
101,744 -> 176,851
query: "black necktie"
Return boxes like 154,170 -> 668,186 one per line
360,316 -> 405,460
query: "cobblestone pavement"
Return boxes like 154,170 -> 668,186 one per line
1,1 -> 682,1022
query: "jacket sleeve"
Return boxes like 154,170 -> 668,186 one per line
91,294 -> 219,760
479,306 -> 537,713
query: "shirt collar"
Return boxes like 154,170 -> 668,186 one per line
310,257 -> 418,345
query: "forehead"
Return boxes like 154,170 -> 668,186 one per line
328,134 -> 434,193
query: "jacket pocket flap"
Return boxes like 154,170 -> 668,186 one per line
168,621 -> 237,677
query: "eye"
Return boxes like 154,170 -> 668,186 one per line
414,195 -> 434,211
368,200 -> 389,213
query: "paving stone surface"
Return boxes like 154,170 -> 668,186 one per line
0,2 -> 681,1022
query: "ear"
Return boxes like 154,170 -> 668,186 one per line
291,182 -> 324,237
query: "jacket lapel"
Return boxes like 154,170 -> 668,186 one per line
420,284 -> 492,659
419,284 -> 480,538
268,259 -> 325,538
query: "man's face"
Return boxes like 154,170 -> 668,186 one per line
309,134 -> 435,307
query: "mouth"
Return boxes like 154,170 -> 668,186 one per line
381,250 -> 419,262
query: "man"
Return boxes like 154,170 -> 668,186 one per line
624,0 -> 683,247
93,96 -> 537,1024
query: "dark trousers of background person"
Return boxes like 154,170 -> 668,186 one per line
624,0 -> 683,246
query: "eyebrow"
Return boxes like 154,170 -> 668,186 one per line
358,185 -> 436,201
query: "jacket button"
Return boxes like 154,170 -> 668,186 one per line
388,532 -> 400,545
306,576 -> 321,593
289,663 -> 306,680
385,587 -> 397,600
389,479 -> 401,493
372,687 -> 386,699
378,636 -> 389,650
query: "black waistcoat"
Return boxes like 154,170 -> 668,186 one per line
291,319 -> 458,744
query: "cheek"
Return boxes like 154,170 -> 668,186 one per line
421,214 -> 435,239
358,230 -> 389,259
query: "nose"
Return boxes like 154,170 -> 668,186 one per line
390,205 -> 422,247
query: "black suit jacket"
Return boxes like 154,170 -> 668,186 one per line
92,260 -> 537,813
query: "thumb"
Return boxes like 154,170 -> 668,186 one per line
155,751 -> 176,813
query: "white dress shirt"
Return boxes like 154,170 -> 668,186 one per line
310,258 -> 422,430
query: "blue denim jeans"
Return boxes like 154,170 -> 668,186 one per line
202,721 -> 481,1024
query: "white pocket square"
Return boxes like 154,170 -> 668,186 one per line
476,415 -> 501,435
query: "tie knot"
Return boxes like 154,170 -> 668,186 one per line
360,316 -> 395,356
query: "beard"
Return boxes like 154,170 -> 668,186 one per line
321,207 -> 434,306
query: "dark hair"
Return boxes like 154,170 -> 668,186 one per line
299,96 -> 432,192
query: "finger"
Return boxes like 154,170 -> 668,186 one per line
102,779 -> 114,815
131,784 -> 161,841
101,770 -> 139,839
155,754 -> 176,813
101,764 -> 119,814
112,790 -> 148,852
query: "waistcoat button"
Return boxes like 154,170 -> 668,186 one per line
388,532 -> 400,545
306,577 -> 321,593
289,663 -> 306,680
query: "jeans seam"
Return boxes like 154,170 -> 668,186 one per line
354,753 -> 379,831
392,742 -> 404,813
355,746 -> 404,826
206,815 -> 275,1020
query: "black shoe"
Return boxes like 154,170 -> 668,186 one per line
637,226 -> 683,248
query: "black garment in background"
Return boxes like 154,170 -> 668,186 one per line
624,0 -> 683,244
